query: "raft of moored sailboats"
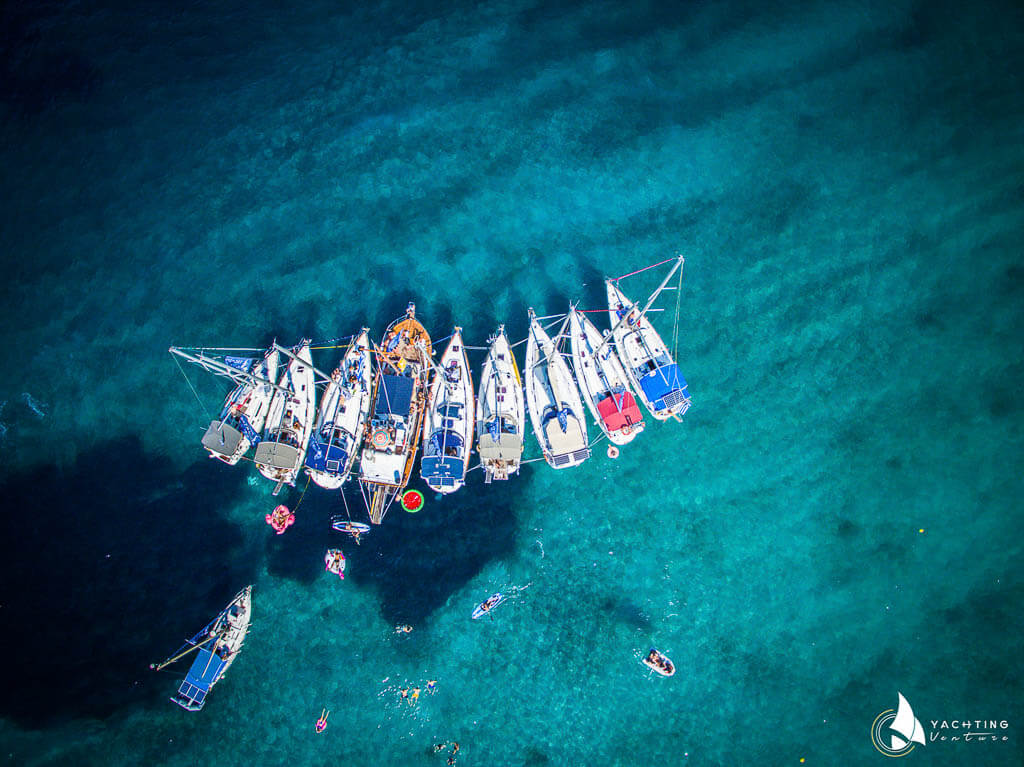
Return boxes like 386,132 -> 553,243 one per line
169,256 -> 692,525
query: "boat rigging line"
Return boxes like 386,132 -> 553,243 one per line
172,352 -> 213,422
611,255 -> 680,283
593,255 -> 684,356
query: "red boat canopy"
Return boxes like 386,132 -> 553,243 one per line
597,392 -> 643,431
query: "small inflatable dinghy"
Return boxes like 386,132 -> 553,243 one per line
642,648 -> 675,677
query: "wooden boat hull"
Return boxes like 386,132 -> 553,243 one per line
359,304 -> 432,523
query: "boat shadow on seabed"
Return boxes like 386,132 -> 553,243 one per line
0,435 -> 256,728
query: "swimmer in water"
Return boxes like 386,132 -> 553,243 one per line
427,680 -> 437,693
410,687 -> 420,705
395,624 -> 413,634
315,709 -> 329,733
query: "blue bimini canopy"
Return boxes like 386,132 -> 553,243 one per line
421,456 -> 466,483
304,437 -> 350,474
374,374 -> 414,418
638,363 -> 689,411
175,648 -> 227,710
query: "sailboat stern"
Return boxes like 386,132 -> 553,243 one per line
201,421 -> 245,463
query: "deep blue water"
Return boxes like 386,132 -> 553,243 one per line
1,0 -> 1023,765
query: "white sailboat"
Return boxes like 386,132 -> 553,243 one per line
605,260 -> 690,421
253,340 -> 316,492
568,306 -> 644,445
420,328 -> 475,493
525,310 -> 590,469
476,325 -> 525,482
305,330 -> 373,489
198,348 -> 280,465
151,586 -> 253,712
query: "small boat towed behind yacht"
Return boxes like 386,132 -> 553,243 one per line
151,586 -> 253,711
305,330 -> 373,489
568,306 -> 644,445
200,348 -> 280,464
525,310 -> 590,469
421,328 -> 474,494
606,266 -> 690,421
476,325 -> 526,482
253,340 -> 317,493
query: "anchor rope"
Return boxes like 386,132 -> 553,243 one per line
173,353 -> 213,422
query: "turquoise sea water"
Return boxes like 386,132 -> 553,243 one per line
1,0 -> 1022,764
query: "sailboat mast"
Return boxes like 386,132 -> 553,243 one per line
168,347 -> 289,395
150,633 -> 217,672
594,255 -> 685,354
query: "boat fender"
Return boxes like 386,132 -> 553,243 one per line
607,445 -> 620,459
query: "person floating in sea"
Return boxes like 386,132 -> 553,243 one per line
427,680 -> 437,694
409,687 -> 420,705
315,709 -> 329,734
400,688 -> 409,701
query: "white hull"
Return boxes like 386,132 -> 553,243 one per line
421,329 -> 475,494
606,281 -> 690,421
217,586 -> 252,680
204,349 -> 279,465
254,341 -> 316,487
476,326 -> 525,481
525,312 -> 590,469
568,308 -> 643,445
307,330 -> 373,490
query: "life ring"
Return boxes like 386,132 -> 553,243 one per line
607,445 -> 620,459
620,424 -> 631,436
372,428 -> 389,448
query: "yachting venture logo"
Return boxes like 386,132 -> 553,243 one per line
872,692 -> 926,757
